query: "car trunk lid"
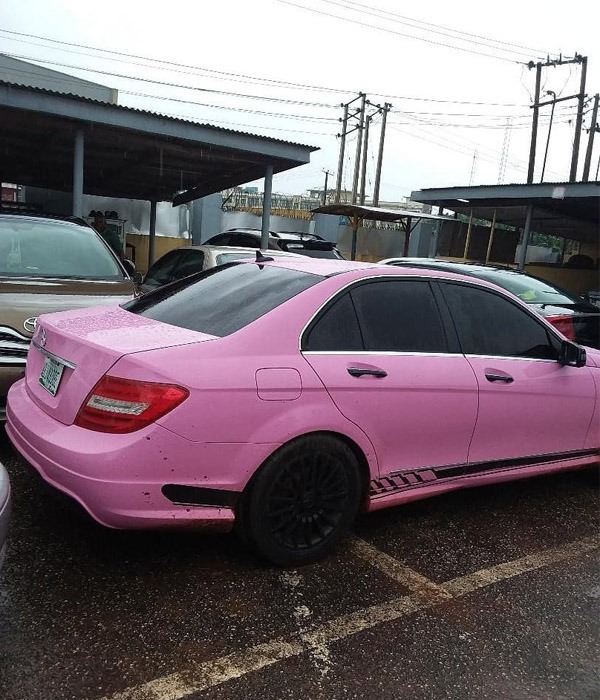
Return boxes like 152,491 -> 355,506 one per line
24,304 -> 215,425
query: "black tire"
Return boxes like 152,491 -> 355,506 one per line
242,435 -> 362,567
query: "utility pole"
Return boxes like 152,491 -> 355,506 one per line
373,102 -> 391,207
570,55 -> 588,181
359,115 -> 372,205
335,95 -> 363,203
351,93 -> 366,204
527,62 -> 542,184
322,169 -> 333,205
498,117 -> 512,184
526,54 -> 585,183
540,90 -> 556,182
469,150 -> 478,186
582,93 -> 599,182
335,103 -> 349,203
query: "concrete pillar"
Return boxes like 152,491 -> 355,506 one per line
516,204 -> 534,270
148,200 -> 157,268
72,128 -> 84,217
261,165 -> 273,249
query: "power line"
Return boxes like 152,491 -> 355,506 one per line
275,0 -> 541,63
0,29 -> 543,108
388,123 -> 564,179
336,0 -> 548,55
320,0 -> 546,59
121,90 -> 340,123
1,51 -> 338,108
0,27 -> 346,94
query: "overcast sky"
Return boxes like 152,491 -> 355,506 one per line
1,0 -> 598,201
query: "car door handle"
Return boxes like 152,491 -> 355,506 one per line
485,372 -> 514,383
347,367 -> 388,378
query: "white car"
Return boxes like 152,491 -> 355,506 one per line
140,245 -> 303,294
0,461 -> 10,570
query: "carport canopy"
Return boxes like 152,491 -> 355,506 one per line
411,182 -> 600,246
311,203 -> 451,260
0,81 -> 317,207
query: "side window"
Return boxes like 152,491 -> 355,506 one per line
240,235 -> 261,248
172,250 -> 205,280
144,250 -> 183,286
304,292 -> 363,351
442,282 -> 559,360
350,280 -> 448,353
209,234 -> 230,246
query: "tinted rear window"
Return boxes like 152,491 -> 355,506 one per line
125,262 -> 323,337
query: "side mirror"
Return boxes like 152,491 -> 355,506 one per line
132,271 -> 143,285
559,340 -> 586,368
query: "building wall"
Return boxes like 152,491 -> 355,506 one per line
525,265 -> 598,295
0,55 -> 118,103
127,235 -> 188,273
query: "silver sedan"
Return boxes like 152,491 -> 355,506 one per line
0,461 -> 10,570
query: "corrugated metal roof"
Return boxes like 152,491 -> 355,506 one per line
0,80 -> 318,151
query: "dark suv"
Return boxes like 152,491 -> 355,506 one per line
205,229 -> 344,259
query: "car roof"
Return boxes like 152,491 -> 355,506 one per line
233,257 -> 542,293
0,211 -> 92,227
223,229 -> 322,241
159,244 -> 304,257
381,257 -> 520,275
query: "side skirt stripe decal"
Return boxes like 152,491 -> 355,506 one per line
370,448 -> 599,498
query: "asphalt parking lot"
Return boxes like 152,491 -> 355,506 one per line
0,428 -> 598,700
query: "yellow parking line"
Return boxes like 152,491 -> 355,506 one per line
101,533 -> 599,700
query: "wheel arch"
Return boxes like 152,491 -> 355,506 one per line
239,429 -> 372,511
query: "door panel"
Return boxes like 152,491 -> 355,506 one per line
440,280 -> 596,465
302,278 -> 479,475
305,353 -> 479,473
465,356 -> 595,463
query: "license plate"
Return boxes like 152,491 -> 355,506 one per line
39,355 -> 65,396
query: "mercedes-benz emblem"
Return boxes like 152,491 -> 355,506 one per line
23,317 -> 38,334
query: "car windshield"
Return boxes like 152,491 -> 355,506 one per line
473,270 -> 582,305
125,262 -> 324,337
0,216 -> 124,280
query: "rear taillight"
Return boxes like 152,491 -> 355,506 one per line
74,375 -> 189,433
546,314 -> 576,341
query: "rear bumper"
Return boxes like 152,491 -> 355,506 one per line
6,379 -> 244,532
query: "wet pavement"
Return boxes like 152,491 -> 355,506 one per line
0,427 -> 598,700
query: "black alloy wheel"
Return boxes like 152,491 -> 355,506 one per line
242,435 -> 362,566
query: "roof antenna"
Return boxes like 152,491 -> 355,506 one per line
255,250 -> 274,263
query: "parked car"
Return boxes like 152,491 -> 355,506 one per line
0,461 -> 10,571
380,258 -> 600,349
0,211 -> 138,419
205,228 -> 345,259
140,245 -> 303,293
6,259 -> 599,566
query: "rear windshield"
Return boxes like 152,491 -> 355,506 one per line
125,262 -> 324,337
280,243 -> 343,260
0,216 -> 124,280
215,252 -> 254,265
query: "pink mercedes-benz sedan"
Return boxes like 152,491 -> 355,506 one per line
6,255 -> 600,565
